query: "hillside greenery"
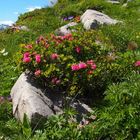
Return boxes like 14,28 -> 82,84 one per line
0,0 -> 140,139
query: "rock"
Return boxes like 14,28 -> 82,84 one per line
11,25 -> 29,32
11,73 -> 94,126
81,9 -> 119,30
10,73 -> 63,125
20,26 -> 29,31
71,102 -> 93,115
69,99 -> 94,122
55,22 -> 77,36
107,0 -> 120,4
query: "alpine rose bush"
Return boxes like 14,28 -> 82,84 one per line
16,30 -> 137,96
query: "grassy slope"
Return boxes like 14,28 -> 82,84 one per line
0,0 -> 140,138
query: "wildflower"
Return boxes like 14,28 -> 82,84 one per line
39,35 -> 44,41
75,16 -> 81,22
68,16 -> 74,20
34,70 -> 41,76
23,57 -> 31,63
35,54 -> 41,63
23,52 -> 30,58
25,44 -> 32,49
91,64 -> 96,70
71,64 -> 80,71
36,39 -> 40,44
134,60 -> 140,67
45,44 -> 50,49
51,77 -> 61,85
75,47 -> 81,53
87,70 -> 93,75
87,60 -> 94,65
63,17 -> 68,21
51,53 -> 59,60
78,62 -> 87,69
87,60 -> 97,70
56,79 -> 61,84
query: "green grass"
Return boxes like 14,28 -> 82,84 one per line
0,0 -> 140,139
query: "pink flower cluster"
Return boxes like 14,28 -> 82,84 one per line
51,77 -> 61,85
23,52 -> 41,64
75,46 -> 81,53
35,54 -> 41,63
23,52 -> 31,63
25,44 -> 32,49
51,34 -> 73,45
134,60 -> 140,67
51,53 -> 59,60
34,69 -> 41,76
87,60 -> 96,70
71,62 -> 87,71
71,60 -> 96,74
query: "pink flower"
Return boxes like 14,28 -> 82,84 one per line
39,35 -> 44,41
87,60 -> 94,65
78,62 -> 87,69
25,45 -> 32,49
51,77 -> 61,84
91,64 -> 96,70
87,70 -> 93,75
134,60 -> 140,67
23,57 -> 31,63
75,47 -> 81,53
23,52 -> 30,58
71,64 -> 80,71
35,54 -> 41,63
51,53 -> 59,60
51,78 -> 57,84
87,60 -> 96,70
34,70 -> 41,76
56,80 -> 61,84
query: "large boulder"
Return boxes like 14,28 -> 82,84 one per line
11,72 -> 94,126
55,22 -> 77,36
81,9 -> 119,30
10,73 -> 63,125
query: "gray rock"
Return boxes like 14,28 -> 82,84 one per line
20,26 -> 29,31
71,102 -> 93,115
55,22 -> 77,36
107,0 -> 120,4
81,9 -> 119,30
11,73 -> 94,126
10,73 -> 63,125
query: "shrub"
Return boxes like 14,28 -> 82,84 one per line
90,73 -> 140,140
16,29 -> 138,99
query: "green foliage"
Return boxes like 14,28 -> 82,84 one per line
16,29 -> 138,99
90,73 -> 140,140
22,114 -> 32,138
0,0 -> 140,139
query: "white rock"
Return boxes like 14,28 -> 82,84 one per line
20,26 -> 29,31
55,22 -> 77,36
107,0 -> 120,4
81,9 -> 119,30
10,73 -> 63,125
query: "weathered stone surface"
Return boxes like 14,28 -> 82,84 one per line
107,0 -> 120,4
81,9 -> 119,30
11,72 -> 94,126
20,26 -> 29,31
71,102 -> 93,115
10,73 -> 63,125
55,22 -> 77,36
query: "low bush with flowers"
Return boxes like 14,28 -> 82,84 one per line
16,29 -> 139,98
